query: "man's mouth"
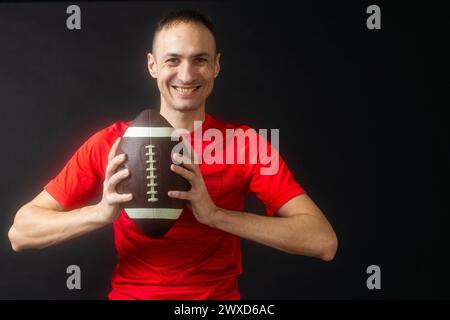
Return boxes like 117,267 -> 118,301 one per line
171,86 -> 201,94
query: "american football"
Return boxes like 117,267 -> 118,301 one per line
116,108 -> 190,238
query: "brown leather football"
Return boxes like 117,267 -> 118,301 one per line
116,108 -> 190,238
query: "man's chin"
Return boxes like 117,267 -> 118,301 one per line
170,102 -> 202,112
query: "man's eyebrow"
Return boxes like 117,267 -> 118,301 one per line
162,52 -> 212,59
162,53 -> 182,59
192,52 -> 211,58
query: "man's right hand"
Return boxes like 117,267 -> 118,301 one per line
9,136 -> 133,251
96,137 -> 133,224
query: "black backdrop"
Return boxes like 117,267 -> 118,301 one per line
0,1 -> 449,299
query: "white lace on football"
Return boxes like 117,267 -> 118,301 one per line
145,144 -> 158,202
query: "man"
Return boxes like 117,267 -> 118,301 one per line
8,10 -> 337,299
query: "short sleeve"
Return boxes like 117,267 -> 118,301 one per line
248,133 -> 305,216
43,122 -> 125,210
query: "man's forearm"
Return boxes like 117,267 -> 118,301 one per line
8,204 -> 108,251
210,208 -> 337,260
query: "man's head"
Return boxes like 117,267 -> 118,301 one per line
147,10 -> 220,113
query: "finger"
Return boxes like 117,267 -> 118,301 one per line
170,163 -> 196,183
106,192 -> 133,204
173,153 -> 197,172
184,144 -> 201,169
108,137 -> 121,162
105,153 -> 127,181
107,168 -> 130,192
173,139 -> 199,164
168,190 -> 191,200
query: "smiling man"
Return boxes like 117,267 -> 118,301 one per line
8,10 -> 337,300
148,12 -> 220,128
150,20 -> 218,114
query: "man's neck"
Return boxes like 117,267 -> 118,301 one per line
159,104 -> 206,132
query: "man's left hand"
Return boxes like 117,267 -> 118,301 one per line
168,153 -> 219,227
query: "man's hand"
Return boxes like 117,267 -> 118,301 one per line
168,153 -> 219,226
166,154 -> 337,260
8,136 -> 133,251
96,137 -> 133,223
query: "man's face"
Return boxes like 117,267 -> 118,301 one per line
148,22 -> 220,112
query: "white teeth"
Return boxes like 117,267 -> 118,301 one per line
174,86 -> 198,93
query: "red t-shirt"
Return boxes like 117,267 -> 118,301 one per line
44,113 -> 305,300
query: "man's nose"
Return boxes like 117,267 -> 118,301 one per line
177,61 -> 196,84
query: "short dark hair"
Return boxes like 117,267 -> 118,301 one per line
152,9 -> 217,53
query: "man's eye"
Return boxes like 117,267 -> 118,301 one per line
166,58 -> 179,64
195,58 -> 207,63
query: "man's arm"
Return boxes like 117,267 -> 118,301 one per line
209,194 -> 337,260
168,154 -> 338,261
9,191 -> 106,251
8,137 -> 133,251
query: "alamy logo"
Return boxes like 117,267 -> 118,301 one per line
366,265 -> 381,290
66,265 -> 81,290
66,5 -> 81,30
171,121 -> 280,175
366,5 -> 381,30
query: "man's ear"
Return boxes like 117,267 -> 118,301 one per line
147,53 -> 157,78
214,53 -> 221,78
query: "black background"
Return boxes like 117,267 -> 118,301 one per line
0,1 -> 449,299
